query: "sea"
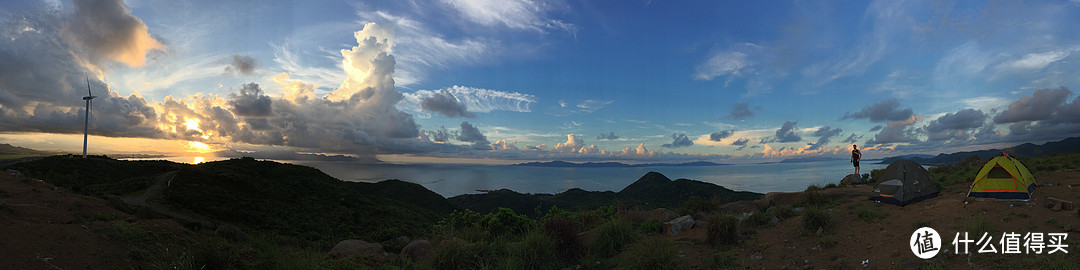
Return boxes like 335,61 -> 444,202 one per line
123,156 -> 889,197
287,160 -> 890,198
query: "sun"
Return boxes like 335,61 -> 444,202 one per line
184,118 -> 202,132
185,141 -> 214,153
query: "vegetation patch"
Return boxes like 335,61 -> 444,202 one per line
801,206 -> 833,232
615,238 -> 687,270
707,214 -> 741,247
855,206 -> 887,222
587,218 -> 640,258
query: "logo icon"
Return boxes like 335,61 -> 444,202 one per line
911,227 -> 941,259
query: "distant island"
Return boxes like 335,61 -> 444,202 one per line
510,160 -> 729,167
777,156 -> 846,163
879,137 -> 1080,165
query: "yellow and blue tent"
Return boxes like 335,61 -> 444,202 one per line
967,154 -> 1038,200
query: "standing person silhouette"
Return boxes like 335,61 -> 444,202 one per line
851,144 -> 862,175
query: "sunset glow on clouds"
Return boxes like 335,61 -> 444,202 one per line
2,0 -> 1080,163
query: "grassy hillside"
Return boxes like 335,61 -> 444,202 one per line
160,157 -> 455,242
4,155 -> 183,196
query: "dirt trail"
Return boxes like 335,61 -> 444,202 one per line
119,171 -> 213,228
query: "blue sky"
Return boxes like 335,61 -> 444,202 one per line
2,0 -> 1080,163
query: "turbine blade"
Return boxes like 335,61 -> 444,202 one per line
86,74 -> 91,96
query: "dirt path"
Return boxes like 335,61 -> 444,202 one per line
119,171 -> 213,228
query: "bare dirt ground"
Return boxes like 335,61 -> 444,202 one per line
665,172 -> 1080,269
0,173 -> 189,269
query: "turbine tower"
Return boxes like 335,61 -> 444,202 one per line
82,76 -> 96,158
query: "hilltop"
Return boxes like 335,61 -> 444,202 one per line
449,171 -> 762,217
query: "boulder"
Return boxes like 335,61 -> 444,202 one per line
665,215 -> 696,235
401,240 -> 433,262
214,224 -> 250,242
840,174 -> 865,186
761,192 -> 805,209
718,201 -> 760,214
328,239 -> 385,260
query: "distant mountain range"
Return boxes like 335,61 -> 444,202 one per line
448,171 -> 762,217
0,143 -> 52,155
510,160 -> 729,167
879,137 -> 1080,165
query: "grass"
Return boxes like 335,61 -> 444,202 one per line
503,230 -> 561,270
854,206 -> 887,222
615,238 -> 687,270
743,211 -> 774,228
911,220 -> 931,229
587,218 -> 640,258
817,235 -> 838,248
706,214 -> 740,247
801,206 -> 833,232
708,249 -> 740,269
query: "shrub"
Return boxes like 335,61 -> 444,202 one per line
503,230 -> 560,270
707,214 -> 740,247
824,183 -> 839,189
422,238 -> 490,270
587,218 -> 640,258
543,217 -> 582,264
482,208 -> 537,237
805,184 -> 823,191
801,206 -> 832,232
638,220 -> 663,235
743,211 -> 773,228
767,206 -> 796,220
800,189 -> 828,207
615,238 -> 687,270
677,196 -> 716,216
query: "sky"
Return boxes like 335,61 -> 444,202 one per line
2,0 -> 1080,164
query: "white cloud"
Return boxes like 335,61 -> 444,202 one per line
694,51 -> 750,81
1001,48 -> 1074,71
576,99 -> 613,113
399,85 -> 537,115
441,0 -> 574,33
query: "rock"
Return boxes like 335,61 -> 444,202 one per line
328,239 -> 385,260
1052,202 -> 1063,212
384,236 -> 411,253
839,174 -> 865,186
401,240 -> 433,262
5,169 -> 23,177
1047,197 -> 1076,211
214,224 -> 250,242
761,192 -> 805,209
718,201 -> 760,214
815,227 -> 824,237
665,215 -> 696,235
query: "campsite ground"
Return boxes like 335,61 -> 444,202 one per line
664,171 -> 1080,269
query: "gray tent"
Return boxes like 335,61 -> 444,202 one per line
870,159 -> 939,206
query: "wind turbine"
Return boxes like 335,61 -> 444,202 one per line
82,75 -> 96,158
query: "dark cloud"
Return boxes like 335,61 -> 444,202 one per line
732,137 -> 750,150
662,133 -> 694,148
709,130 -> 734,141
457,121 -> 489,144
925,108 -> 987,141
225,55 -> 258,75
424,127 -> 452,142
869,125 -> 883,132
994,87 -> 1069,123
725,102 -> 757,120
597,131 -> 621,140
841,133 -> 862,144
227,83 -> 272,117
421,90 -> 475,118
63,0 -> 164,67
841,99 -> 914,122
866,122 -> 917,145
807,126 -> 842,150
773,121 -> 802,143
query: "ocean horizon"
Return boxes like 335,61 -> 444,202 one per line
290,159 -> 891,197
